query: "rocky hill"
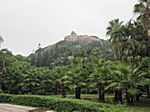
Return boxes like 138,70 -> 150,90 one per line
29,32 -> 112,68
64,31 -> 100,45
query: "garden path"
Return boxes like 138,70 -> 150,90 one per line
0,103 -> 37,112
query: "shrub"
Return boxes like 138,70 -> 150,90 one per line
0,94 -> 127,112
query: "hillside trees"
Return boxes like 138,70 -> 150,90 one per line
29,40 -> 112,68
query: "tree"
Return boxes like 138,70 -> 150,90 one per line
88,58 -> 110,102
134,0 -> 150,29
106,62 -> 146,104
0,36 -> 4,49
52,66 -> 70,98
68,57 -> 87,99
106,19 -> 125,60
134,0 -> 150,45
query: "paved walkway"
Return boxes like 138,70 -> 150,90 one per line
0,103 -> 37,112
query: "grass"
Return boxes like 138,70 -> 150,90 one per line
128,97 -> 150,112
53,93 -> 114,102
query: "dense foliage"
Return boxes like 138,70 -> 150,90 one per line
0,50 -> 149,105
29,40 -> 112,68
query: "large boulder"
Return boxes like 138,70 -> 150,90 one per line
64,31 -> 100,45
64,31 -> 78,42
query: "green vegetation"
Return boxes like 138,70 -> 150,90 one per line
128,98 -> 150,112
0,94 -> 127,112
29,39 -> 112,68
0,0 -> 150,112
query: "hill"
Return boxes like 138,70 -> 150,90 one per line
29,32 -> 112,68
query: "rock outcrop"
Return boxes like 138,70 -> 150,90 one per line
64,31 -> 100,45
64,31 -> 78,42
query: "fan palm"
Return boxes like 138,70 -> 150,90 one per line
68,57 -> 87,99
89,58 -> 111,101
52,66 -> 70,98
106,62 -> 143,104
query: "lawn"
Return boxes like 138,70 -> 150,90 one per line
128,97 -> 150,112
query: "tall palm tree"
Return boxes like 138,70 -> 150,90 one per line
134,0 -> 150,44
0,36 -> 4,49
134,0 -> 150,28
121,20 -> 148,62
106,19 -> 125,60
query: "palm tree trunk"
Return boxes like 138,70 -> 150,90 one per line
75,86 -> 81,99
126,89 -> 130,104
54,84 -> 58,95
115,89 -> 122,104
60,81 -> 66,98
146,85 -> 150,98
136,94 -> 140,101
98,82 -> 105,101
29,80 -> 33,94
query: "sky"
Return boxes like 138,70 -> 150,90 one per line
0,0 -> 137,56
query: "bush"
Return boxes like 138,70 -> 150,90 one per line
0,94 -> 127,112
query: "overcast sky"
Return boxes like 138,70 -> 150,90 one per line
0,0 -> 137,56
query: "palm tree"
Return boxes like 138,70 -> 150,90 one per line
134,0 -> 150,28
134,0 -> 150,44
68,57 -> 87,99
0,36 -> 4,49
138,57 -> 150,98
106,19 -> 125,60
52,66 -> 70,98
106,62 -> 143,104
121,20 -> 148,62
89,58 -> 110,102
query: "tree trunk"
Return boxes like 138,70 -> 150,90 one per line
125,89 -> 136,105
147,37 -> 150,56
136,94 -> 140,101
126,91 -> 130,104
98,82 -> 105,101
60,81 -> 66,98
130,95 -> 134,104
146,85 -> 150,98
114,89 -> 122,104
54,84 -> 58,95
118,90 -> 123,104
30,82 -> 33,94
127,94 -> 134,105
75,86 -> 81,99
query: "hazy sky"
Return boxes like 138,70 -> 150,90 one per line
0,0 -> 137,56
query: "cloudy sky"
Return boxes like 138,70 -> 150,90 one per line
0,0 -> 137,56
